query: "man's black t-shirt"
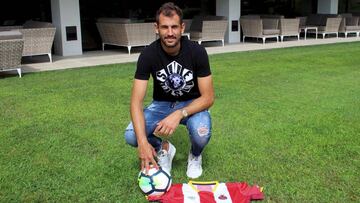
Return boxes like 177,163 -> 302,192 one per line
135,37 -> 211,102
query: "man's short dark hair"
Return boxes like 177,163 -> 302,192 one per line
156,2 -> 183,24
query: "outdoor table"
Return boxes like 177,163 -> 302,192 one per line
300,26 -> 318,40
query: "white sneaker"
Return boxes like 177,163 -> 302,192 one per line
157,141 -> 176,174
186,153 -> 203,179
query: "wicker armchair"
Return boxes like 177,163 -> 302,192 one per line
0,31 -> 24,77
188,16 -> 228,46
240,18 -> 279,44
279,18 -> 300,41
20,21 -> 56,62
19,27 -> 56,62
308,17 -> 342,38
96,19 -> 156,54
339,16 -> 360,37
190,20 -> 228,46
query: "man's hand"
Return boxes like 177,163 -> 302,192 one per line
138,142 -> 158,174
154,110 -> 183,137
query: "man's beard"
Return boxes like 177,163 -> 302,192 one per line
161,36 -> 180,48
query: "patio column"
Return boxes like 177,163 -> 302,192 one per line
317,0 -> 339,14
216,0 -> 241,43
51,0 -> 83,56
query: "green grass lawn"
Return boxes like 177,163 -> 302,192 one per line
1,42 -> 359,202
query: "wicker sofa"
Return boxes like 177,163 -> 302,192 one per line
0,31 -> 24,77
96,18 -> 156,54
0,21 -> 56,63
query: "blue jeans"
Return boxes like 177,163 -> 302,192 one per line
124,100 -> 212,156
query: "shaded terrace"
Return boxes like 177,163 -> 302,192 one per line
20,36 -> 360,73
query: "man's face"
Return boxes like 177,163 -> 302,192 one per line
156,12 -> 184,48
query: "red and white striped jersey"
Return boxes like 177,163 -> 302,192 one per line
147,181 -> 264,203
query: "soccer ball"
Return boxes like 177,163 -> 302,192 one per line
138,166 -> 172,197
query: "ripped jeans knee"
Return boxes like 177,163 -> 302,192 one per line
186,110 -> 212,156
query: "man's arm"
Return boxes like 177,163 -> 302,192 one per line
130,79 -> 159,172
154,75 -> 214,136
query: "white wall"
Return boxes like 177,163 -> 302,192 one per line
51,0 -> 82,56
318,0 -> 339,14
216,0 -> 241,43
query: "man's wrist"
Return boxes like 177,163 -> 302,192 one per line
180,108 -> 188,118
137,138 -> 149,146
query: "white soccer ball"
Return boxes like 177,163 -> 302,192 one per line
138,166 -> 172,197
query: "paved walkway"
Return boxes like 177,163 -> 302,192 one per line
22,37 -> 360,73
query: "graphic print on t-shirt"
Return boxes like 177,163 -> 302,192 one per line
156,61 -> 194,97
